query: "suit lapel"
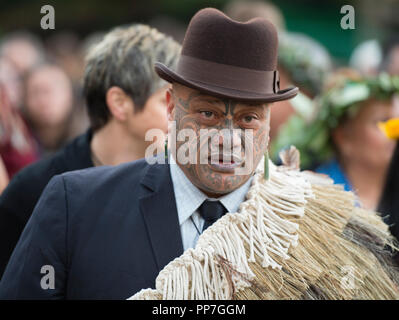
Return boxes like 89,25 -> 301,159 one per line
140,162 -> 184,272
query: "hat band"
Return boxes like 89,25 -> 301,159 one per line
177,55 -> 280,94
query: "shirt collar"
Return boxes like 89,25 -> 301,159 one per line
169,156 -> 254,226
218,177 -> 253,213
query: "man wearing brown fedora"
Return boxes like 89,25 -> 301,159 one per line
1,8 -> 398,300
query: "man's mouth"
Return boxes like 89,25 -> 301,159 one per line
208,153 -> 243,172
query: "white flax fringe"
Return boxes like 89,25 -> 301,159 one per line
129,158 -> 314,300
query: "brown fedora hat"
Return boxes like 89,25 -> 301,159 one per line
155,8 -> 298,103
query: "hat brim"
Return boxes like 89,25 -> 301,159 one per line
155,62 -> 298,103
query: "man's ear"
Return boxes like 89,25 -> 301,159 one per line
166,87 -> 175,121
106,86 -> 133,122
267,103 -> 272,115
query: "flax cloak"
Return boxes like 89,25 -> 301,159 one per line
129,154 -> 399,300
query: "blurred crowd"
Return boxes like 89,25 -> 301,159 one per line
0,1 -> 399,254
0,30 -> 92,184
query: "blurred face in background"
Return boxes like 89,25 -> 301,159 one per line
2,39 -> 42,74
24,65 -> 73,130
333,96 -> 399,170
0,58 -> 22,109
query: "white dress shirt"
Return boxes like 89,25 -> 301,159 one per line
169,158 -> 253,251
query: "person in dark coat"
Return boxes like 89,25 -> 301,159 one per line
378,139 -> 399,265
0,24 -> 180,279
379,142 -> 399,222
0,131 -> 92,279
0,8 -> 301,299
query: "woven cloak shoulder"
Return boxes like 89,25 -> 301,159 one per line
130,160 -> 399,300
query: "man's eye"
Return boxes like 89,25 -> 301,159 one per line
243,115 -> 255,123
200,111 -> 215,119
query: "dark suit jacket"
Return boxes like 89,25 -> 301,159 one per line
0,157 -> 184,299
0,131 -> 93,279
378,142 -> 399,265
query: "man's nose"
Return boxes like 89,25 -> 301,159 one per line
217,130 -> 242,148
